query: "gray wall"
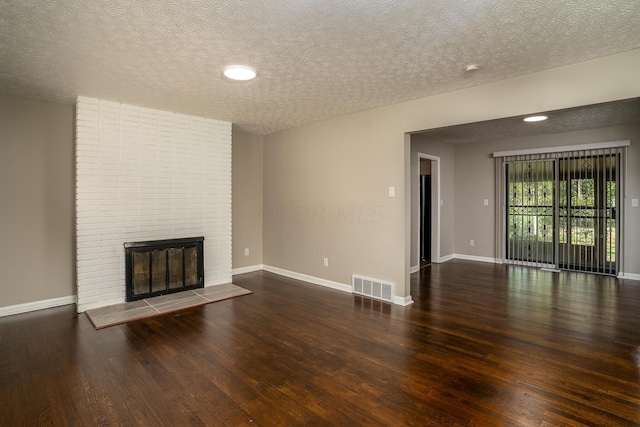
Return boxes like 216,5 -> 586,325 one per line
453,123 -> 640,275
2,49 -> 640,310
0,94 -> 75,307
232,130 -> 264,269
263,115 -> 403,288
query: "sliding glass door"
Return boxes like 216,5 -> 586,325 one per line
505,154 -> 619,275
506,160 -> 555,266
558,155 -> 617,274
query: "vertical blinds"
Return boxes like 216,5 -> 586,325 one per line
494,143 -> 627,276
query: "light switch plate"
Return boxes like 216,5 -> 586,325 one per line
388,186 -> 395,197
632,199 -> 639,207
483,199 -> 489,206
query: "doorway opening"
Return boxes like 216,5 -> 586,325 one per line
415,152 -> 440,270
420,159 -> 432,267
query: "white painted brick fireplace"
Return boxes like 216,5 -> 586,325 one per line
75,97 -> 232,312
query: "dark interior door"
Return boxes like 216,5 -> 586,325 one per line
420,174 -> 432,264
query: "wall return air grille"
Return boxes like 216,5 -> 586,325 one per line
352,274 -> 394,303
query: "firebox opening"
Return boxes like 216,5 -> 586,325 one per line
125,237 -> 204,302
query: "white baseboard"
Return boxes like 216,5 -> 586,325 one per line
394,295 -> 414,306
439,254 -> 455,263
410,265 -> 420,274
263,265 -> 416,307
0,295 -> 77,318
454,254 -> 499,264
263,265 -> 352,293
618,272 -> 640,282
232,264 -> 265,275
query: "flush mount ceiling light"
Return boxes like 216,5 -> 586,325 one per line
464,64 -> 479,74
462,64 -> 480,79
223,65 -> 256,81
523,115 -> 548,122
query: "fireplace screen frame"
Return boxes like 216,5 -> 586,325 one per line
124,237 -> 205,302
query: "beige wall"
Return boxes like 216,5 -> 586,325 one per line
263,116 -> 405,289
0,94 -> 75,307
410,135 -> 455,267
232,130 -> 264,269
453,123 -> 640,275
263,49 -> 640,300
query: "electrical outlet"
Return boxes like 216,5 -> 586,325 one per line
470,240 -> 475,247
323,257 -> 329,267
244,248 -> 249,256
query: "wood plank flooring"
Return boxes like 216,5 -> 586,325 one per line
2,260 -> 640,426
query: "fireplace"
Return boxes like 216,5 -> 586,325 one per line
124,237 -> 205,301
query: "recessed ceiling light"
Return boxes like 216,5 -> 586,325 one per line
223,65 -> 256,81
523,115 -> 548,122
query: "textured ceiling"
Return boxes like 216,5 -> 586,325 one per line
416,98 -> 640,144
1,0 -> 640,135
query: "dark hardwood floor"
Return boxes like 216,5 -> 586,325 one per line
2,260 -> 640,426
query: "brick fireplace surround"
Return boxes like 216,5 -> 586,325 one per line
75,97 -> 232,312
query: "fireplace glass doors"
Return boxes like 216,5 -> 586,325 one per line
125,237 -> 204,301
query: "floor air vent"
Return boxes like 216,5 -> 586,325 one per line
352,274 -> 394,303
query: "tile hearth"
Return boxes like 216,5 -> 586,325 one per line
85,284 -> 252,329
